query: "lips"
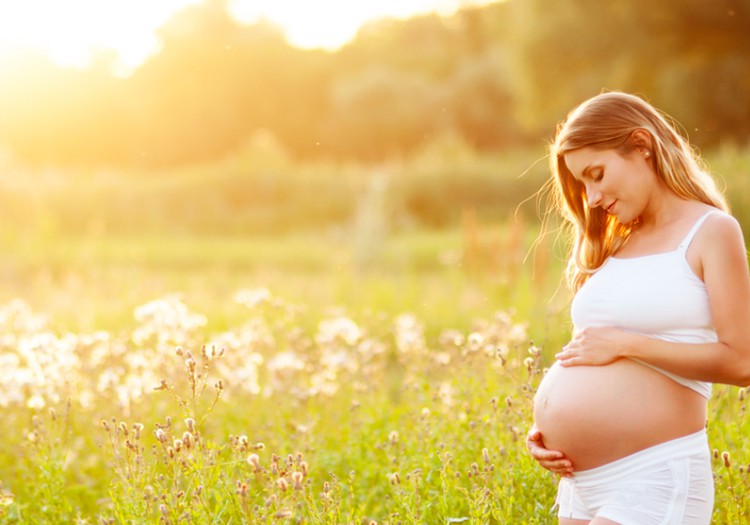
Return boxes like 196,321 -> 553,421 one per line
605,200 -> 617,214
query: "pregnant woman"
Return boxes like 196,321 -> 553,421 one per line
526,92 -> 750,524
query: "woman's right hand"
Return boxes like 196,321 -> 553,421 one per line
526,425 -> 574,477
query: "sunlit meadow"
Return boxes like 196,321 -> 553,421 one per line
0,145 -> 748,525
0,220 -> 748,524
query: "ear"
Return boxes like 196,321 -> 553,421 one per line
629,129 -> 653,153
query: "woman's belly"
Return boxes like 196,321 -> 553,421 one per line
533,358 -> 706,471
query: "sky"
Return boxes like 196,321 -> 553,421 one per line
0,0 -> 495,76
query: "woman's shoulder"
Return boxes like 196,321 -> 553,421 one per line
697,209 -> 745,258
701,209 -> 742,238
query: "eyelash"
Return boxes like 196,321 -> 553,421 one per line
592,171 -> 604,182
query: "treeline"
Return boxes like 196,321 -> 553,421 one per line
0,0 -> 748,168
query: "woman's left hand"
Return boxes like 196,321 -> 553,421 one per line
556,327 -> 638,366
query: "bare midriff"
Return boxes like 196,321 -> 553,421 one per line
533,358 -> 707,471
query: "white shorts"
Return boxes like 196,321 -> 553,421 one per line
554,430 -> 714,524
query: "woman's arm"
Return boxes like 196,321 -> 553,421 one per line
556,213 -> 750,387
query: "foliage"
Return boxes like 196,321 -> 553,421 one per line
0,0 -> 747,167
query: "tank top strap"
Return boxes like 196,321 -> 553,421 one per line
678,210 -> 722,253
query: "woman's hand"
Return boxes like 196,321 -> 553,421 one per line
526,426 -> 574,477
556,327 -> 641,367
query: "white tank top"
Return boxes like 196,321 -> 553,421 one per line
570,210 -> 721,398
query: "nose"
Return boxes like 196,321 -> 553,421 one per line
586,186 -> 602,208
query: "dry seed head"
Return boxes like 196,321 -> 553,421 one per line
292,471 -> 304,490
155,429 -> 167,443
173,439 -> 183,452
274,511 -> 292,519
254,442 -> 265,450
133,423 -> 144,440
182,432 -> 192,449
722,451 -> 731,468
248,453 -> 261,470
482,448 -> 490,464
236,481 -> 248,497
389,473 -> 400,485
101,420 -> 110,432
300,461 -> 308,476
185,418 -> 195,433
159,504 -> 168,516
276,478 -> 289,491
388,431 -> 399,444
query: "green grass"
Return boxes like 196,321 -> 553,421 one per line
0,224 -> 747,524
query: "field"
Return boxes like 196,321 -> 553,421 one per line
0,218 -> 748,525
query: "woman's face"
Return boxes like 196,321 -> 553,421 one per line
563,146 -> 655,224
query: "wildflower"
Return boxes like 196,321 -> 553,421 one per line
101,420 -> 110,432
236,481 -> 248,497
292,471 -> 304,490
274,511 -> 293,519
133,423 -> 144,440
154,380 -> 169,391
467,332 -> 484,350
388,430 -> 399,444
300,461 -> 308,476
154,429 -> 167,443
0,490 -> 15,507
482,448 -> 490,464
234,288 -> 271,308
722,451 -> 731,468
248,453 -> 261,471
173,439 -> 183,452
276,478 -> 289,491
182,432 -> 192,449
421,407 -> 431,419
389,473 -> 400,485
185,418 -> 195,433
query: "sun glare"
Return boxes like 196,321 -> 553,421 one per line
0,0 -> 494,76
229,0 -> 493,50
0,0 -> 199,76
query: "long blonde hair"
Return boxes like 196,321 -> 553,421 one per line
550,91 -> 729,291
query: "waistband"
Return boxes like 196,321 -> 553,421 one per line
573,429 -> 709,487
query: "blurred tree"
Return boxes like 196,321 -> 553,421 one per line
437,48 -> 523,149
508,0 -> 750,146
0,0 -> 748,167
324,66 -> 437,160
